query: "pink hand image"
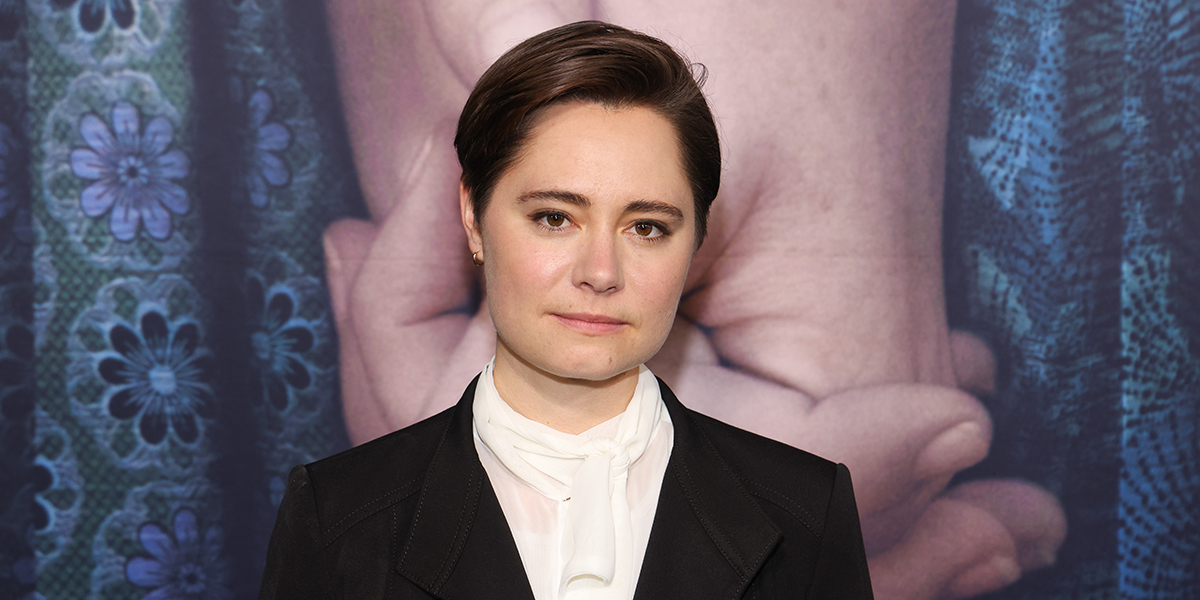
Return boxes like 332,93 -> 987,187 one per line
321,0 -> 1067,597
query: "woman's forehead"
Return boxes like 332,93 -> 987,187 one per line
498,103 -> 692,212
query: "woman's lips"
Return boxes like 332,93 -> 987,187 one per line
553,313 -> 627,335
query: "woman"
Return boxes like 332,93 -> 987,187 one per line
260,21 -> 873,599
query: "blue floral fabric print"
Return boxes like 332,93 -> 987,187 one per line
34,0 -> 180,67
247,276 -> 314,411
126,509 -> 225,600
5,0 -> 359,597
245,89 -> 292,209
97,311 -> 214,444
59,0 -> 136,34
70,101 -> 190,241
0,10 -> 35,600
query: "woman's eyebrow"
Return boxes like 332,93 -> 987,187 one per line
625,200 -> 684,221
517,190 -> 684,221
517,189 -> 590,206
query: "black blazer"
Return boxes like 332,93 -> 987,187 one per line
260,377 -> 873,599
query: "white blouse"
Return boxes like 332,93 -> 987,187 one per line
472,360 -> 674,600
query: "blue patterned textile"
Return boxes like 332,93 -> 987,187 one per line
944,1 -> 1199,598
0,1 -> 360,598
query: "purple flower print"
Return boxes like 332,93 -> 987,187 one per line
70,101 -> 189,241
125,509 -> 224,600
246,89 -> 292,208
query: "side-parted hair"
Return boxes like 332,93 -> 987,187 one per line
454,20 -> 720,246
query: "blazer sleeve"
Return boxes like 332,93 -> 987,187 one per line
806,463 -> 874,599
259,464 -> 329,600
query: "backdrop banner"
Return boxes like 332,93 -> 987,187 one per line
0,1 -> 1196,599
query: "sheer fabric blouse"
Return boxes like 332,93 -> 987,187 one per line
472,361 -> 673,600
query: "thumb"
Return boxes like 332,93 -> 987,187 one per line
801,384 -> 991,553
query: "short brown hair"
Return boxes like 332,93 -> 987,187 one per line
454,20 -> 720,246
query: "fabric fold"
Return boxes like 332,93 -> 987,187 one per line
473,359 -> 664,597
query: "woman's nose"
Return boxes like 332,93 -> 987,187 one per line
573,232 -> 623,293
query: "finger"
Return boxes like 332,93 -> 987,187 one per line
868,495 -> 1018,600
422,0 -> 595,88
351,116 -> 472,321
347,116 -> 482,428
801,384 -> 992,553
359,118 -> 470,313
944,479 -> 1066,572
323,0 -> 468,219
948,331 -> 996,394
335,310 -> 393,444
324,219 -> 391,443
651,353 -> 992,557
324,218 -> 378,321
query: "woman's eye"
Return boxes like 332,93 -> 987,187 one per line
633,222 -> 664,237
534,211 -> 570,229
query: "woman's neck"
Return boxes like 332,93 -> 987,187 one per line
492,342 -> 640,435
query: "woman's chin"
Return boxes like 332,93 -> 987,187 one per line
517,349 -> 644,385
496,330 -> 664,385
542,359 -> 640,384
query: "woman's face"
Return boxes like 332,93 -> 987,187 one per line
462,101 -> 696,384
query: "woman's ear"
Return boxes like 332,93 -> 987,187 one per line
460,182 -> 484,253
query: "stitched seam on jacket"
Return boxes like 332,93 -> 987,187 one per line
800,479 -> 841,600
387,505 -> 398,599
729,486 -> 779,596
675,461 -> 749,580
690,417 -> 824,540
401,491 -> 425,586
435,465 -> 480,590
745,482 -> 823,540
320,477 -> 421,544
690,421 -> 784,577
398,414 -> 459,587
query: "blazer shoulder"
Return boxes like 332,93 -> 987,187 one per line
685,408 -> 842,537
298,406 -> 456,545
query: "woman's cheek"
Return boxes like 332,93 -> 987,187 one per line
487,244 -> 565,322
639,265 -> 687,339
526,246 -> 573,289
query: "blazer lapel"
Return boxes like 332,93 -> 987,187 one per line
396,377 -> 536,600
634,380 -> 781,600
